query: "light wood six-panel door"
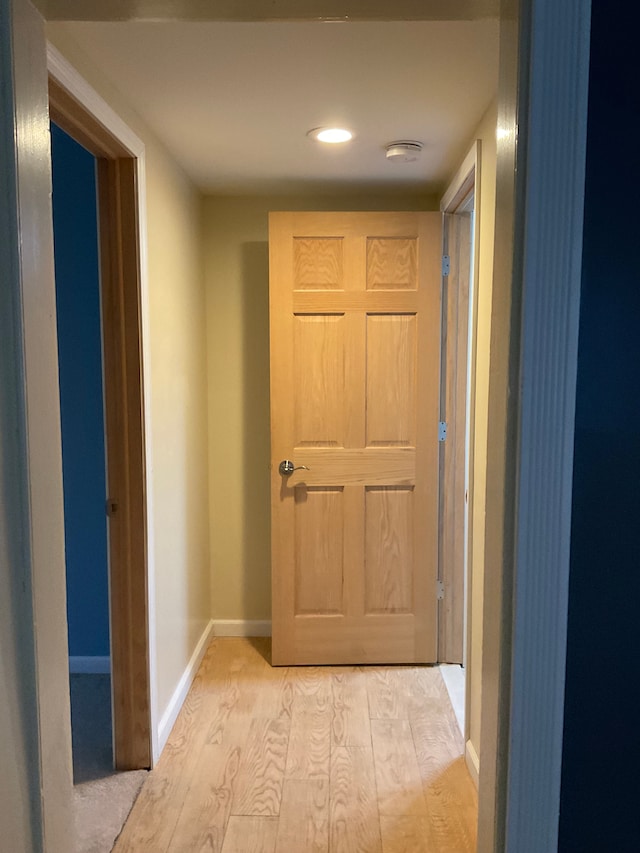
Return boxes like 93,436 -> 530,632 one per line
269,212 -> 441,665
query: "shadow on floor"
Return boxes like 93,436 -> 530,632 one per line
70,673 -> 113,784
70,673 -> 147,853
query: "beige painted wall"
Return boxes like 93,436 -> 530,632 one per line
463,102 -> 498,773
203,193 -> 436,621
46,26 -> 211,724
144,140 -> 210,718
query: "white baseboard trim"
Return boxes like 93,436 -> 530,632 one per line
439,663 -> 465,737
157,619 -> 215,754
69,656 -> 111,674
465,738 -> 480,789
213,619 -> 272,637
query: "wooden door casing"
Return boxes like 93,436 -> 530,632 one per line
270,212 -> 441,665
49,72 -> 151,770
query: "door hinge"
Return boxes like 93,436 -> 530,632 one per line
436,579 -> 445,601
438,421 -> 447,442
106,498 -> 118,517
442,254 -> 450,276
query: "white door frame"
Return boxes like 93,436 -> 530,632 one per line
1,2 -> 72,849
507,0 -> 591,843
439,141 -> 480,772
478,1 -> 591,851
3,0 -> 591,851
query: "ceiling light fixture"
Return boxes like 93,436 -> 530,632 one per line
307,127 -> 353,144
385,141 -> 423,163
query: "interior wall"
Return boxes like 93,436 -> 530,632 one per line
146,135 -> 210,716
47,26 -> 211,721
51,123 -> 110,659
203,193 -> 436,623
3,2 -> 73,849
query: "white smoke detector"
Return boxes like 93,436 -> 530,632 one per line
385,141 -> 423,163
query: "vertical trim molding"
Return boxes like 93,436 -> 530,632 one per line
465,739 -> 480,788
0,1 -> 47,848
2,2 -> 74,850
439,142 -> 481,744
506,1 -> 591,850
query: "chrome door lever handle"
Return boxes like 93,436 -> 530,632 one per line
278,460 -> 310,476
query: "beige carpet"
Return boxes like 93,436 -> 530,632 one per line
70,674 -> 147,852
74,770 -> 147,853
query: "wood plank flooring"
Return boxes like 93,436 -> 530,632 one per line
113,638 -> 477,853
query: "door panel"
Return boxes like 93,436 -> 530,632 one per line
270,211 -> 441,665
294,314 -> 345,446
366,314 -> 417,447
366,237 -> 417,289
294,237 -> 343,288
294,486 -> 345,615
364,486 -> 414,614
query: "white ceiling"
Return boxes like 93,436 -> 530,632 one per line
50,20 -> 499,195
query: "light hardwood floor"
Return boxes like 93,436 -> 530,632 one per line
114,638 -> 477,852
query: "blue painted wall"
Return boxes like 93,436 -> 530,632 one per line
559,2 -> 640,850
51,123 -> 110,658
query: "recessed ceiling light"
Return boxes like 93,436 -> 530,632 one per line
307,127 -> 353,144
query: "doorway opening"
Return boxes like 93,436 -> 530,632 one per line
51,122 -> 113,782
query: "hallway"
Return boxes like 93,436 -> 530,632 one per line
114,638 -> 476,852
